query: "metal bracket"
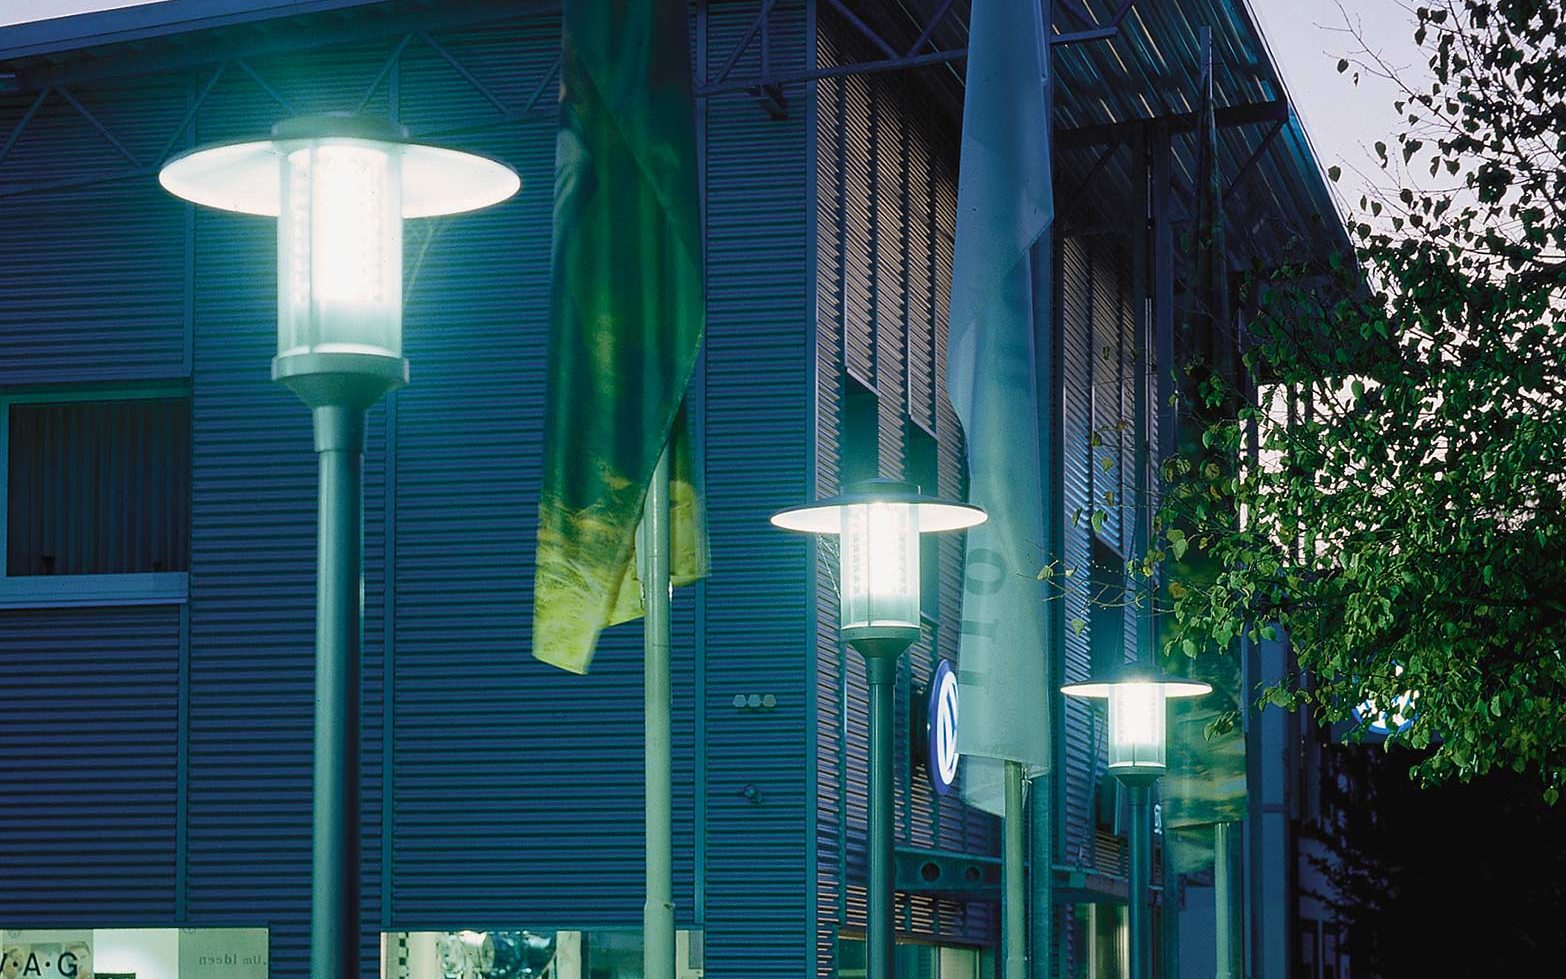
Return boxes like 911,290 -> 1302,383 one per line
894,846 -> 1002,897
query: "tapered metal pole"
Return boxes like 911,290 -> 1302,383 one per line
861,646 -> 901,979
310,403 -> 366,979
1214,820 -> 1239,979
1126,780 -> 1153,979
1028,769 -> 1054,979
641,445 -> 675,979
1004,760 -> 1028,979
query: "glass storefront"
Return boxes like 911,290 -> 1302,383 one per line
2,928 -> 268,979
382,930 -> 703,979
1070,904 -> 1127,979
834,936 -> 985,979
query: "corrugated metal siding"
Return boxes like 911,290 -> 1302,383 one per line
702,0 -> 815,973
814,25 -> 998,972
813,29 -> 848,977
0,605 -> 182,923
1059,235 -> 1096,867
904,132 -> 935,433
0,11 -> 711,975
383,12 -> 700,929
840,69 -> 875,386
1062,233 -> 1139,892
1090,239 -> 1124,555
0,71 -> 189,382
183,49 -> 388,979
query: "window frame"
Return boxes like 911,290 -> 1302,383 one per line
0,383 -> 191,608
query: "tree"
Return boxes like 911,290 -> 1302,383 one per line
1154,0 -> 1566,798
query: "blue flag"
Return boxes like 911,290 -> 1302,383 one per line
949,0 -> 1054,815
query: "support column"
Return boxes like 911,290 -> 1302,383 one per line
642,446 -> 675,979
310,403 -> 367,979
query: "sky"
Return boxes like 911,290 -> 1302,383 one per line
1,0 -> 1427,202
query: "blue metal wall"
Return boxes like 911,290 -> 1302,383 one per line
0,606 -> 183,923
0,2 -> 815,975
696,0 -> 815,973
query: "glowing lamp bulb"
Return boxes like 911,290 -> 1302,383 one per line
1108,681 -> 1167,771
839,501 -> 920,635
278,141 -> 403,361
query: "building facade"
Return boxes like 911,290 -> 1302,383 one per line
0,1 -> 1347,977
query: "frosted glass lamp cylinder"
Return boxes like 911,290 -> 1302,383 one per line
277,140 -> 403,361
1108,682 -> 1167,772
838,501 -> 920,635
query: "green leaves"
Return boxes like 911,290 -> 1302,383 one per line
1149,0 -> 1566,804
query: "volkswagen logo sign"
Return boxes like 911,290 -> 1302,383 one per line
924,659 -> 960,795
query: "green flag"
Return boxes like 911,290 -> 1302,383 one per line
532,0 -> 707,674
1158,32 -> 1247,850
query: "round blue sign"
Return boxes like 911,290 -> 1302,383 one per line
1351,665 -> 1417,735
926,659 -> 960,795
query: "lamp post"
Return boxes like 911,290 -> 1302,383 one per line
1060,666 -> 1211,979
160,114 -> 518,979
772,478 -> 985,979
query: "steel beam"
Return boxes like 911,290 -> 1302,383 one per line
1224,118 -> 1285,197
0,87 -> 47,167
1056,100 -> 1289,150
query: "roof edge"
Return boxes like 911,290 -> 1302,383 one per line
0,0 -> 389,63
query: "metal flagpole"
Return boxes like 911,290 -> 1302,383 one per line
1004,760 -> 1028,979
641,443 -> 675,979
1214,820 -> 1240,979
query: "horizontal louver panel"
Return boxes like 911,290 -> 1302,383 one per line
814,24 -> 998,967
840,71 -> 875,385
1091,239 -> 1124,554
0,605 -> 181,922
703,1 -> 814,973
1060,236 -> 1096,867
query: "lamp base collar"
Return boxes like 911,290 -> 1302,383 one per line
273,351 -> 408,409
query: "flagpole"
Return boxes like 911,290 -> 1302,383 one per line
1214,820 -> 1240,979
1004,760 -> 1027,979
641,442 -> 675,979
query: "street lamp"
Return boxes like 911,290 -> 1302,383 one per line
1061,665 -> 1210,979
772,478 -> 985,979
160,114 -> 518,979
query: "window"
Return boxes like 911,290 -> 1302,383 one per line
836,935 -> 982,979
384,930 -> 703,979
2,927 -> 267,978
904,418 -> 939,618
839,374 -> 879,486
1089,538 -> 1127,676
1297,917 -> 1320,979
0,387 -> 190,605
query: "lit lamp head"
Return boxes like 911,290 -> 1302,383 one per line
1061,664 -> 1211,784
770,478 -> 985,650
158,114 -> 520,408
